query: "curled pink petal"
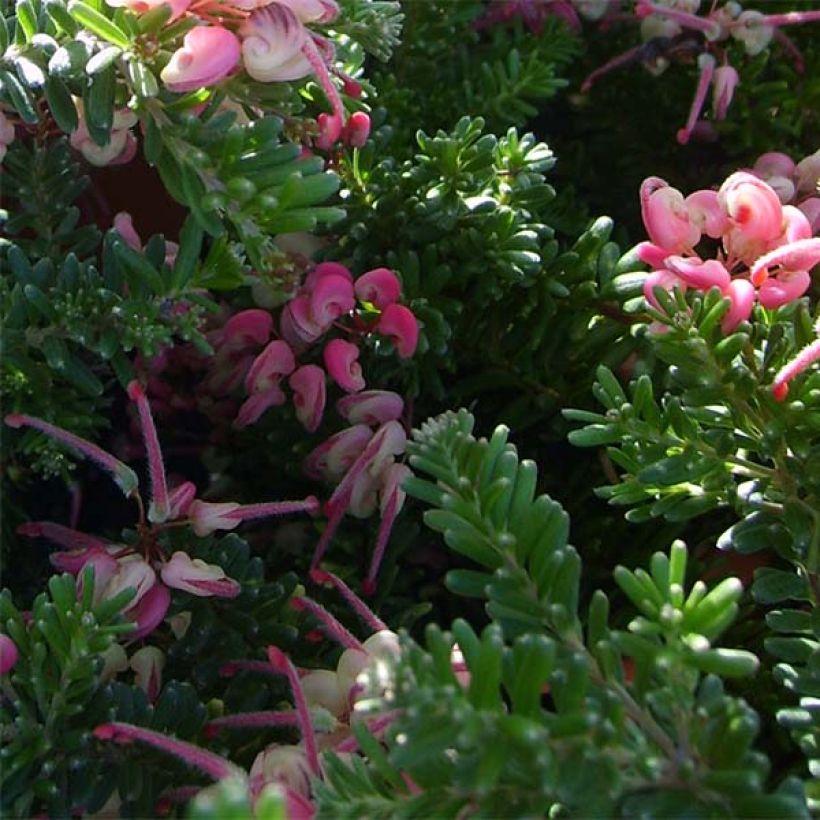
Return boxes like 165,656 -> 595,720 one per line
664,256 -> 731,291
640,177 -> 700,253
718,171 -> 784,243
798,198 -> 820,233
685,190 -> 729,239
235,387 -> 287,429
778,206 -> 813,245
304,261 -> 353,291
277,0 -> 339,23
324,339 -> 365,392
129,582 -> 171,640
304,424 -> 373,481
354,268 -> 402,309
310,274 -> 355,327
753,151 -> 796,181
241,4 -> 311,82
245,340 -> 296,394
750,238 -> 820,282
757,270 -> 812,309
721,278 -> 755,333
336,390 -> 404,427
374,304 -> 419,359
188,501 -> 242,537
795,149 -> 820,195
280,295 -> 326,348
161,552 -> 241,598
168,482 -> 197,520
161,26 -> 241,93
289,365 -> 326,432
635,241 -> 672,270
220,309 -> 273,352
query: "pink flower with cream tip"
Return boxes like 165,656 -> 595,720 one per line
245,340 -> 297,394
641,177 -> 701,253
290,365 -> 327,432
240,4 -> 311,82
374,304 -> 419,358
354,268 -> 402,309
304,424 -> 373,481
161,26 -> 241,93
161,551 -> 241,597
324,339 -> 365,393
336,391 -> 404,427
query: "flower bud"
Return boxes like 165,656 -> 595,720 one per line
130,646 -> 165,702
161,26 -> 241,93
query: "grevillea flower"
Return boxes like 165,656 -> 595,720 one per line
290,365 -> 326,432
664,256 -> 731,291
641,177 -> 701,253
718,171 -> 784,243
240,4 -> 311,82
130,646 -> 165,702
374,304 -> 419,359
277,0 -> 339,23
323,339 -> 365,392
218,309 -> 273,352
721,278 -> 755,334
304,424 -> 373,481
245,340 -> 297,394
280,295 -> 326,348
235,386 -> 287,428
336,391 -> 404,427
310,274 -> 355,327
161,26 -> 241,93
188,497 -> 319,537
70,107 -> 137,167
161,552 -> 242,597
711,65 -> 740,120
353,268 -> 401,309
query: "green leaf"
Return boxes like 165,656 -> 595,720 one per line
752,568 -> 811,605
68,1 -> 131,48
45,76 -> 79,132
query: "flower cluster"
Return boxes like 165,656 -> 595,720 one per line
232,262 -> 418,430
748,149 -> 820,232
581,1 -> 820,143
473,0 -> 608,34
639,169 -> 820,332
6,381 -> 317,641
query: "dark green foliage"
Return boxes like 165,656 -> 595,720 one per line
0,570 -> 135,818
332,116 -> 632,429
315,409 -> 806,816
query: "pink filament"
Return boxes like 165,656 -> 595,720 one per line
290,595 -> 366,651
772,337 -> 820,401
310,568 -> 386,630
267,647 -> 320,775
677,56 -> 715,145
128,382 -> 170,521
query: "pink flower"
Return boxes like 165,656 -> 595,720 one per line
71,107 -> 137,167
731,10 -> 774,56
640,177 -> 700,253
219,309 -> 273,352
289,365 -> 326,432
796,149 -> 820,195
188,497 -> 318,537
235,387 -> 287,428
304,424 -> 373,481
354,268 -> 402,309
721,278 -> 755,334
280,295 -> 325,348
750,237 -> 820,284
277,0 -> 339,23
343,111 -> 371,148
102,558 -> 158,614
711,65 -> 739,120
324,339 -> 365,392
664,256 -> 731,291
374,304 -> 419,358
753,152 -> 796,181
310,273 -> 355,327
245,340 -> 297,394
336,391 -> 404,427
758,270 -> 812,309
161,551 -> 241,597
304,261 -> 353,291
161,26 -> 241,93
718,171 -> 783,243
798,198 -> 820,233
684,190 -> 729,239
240,4 -> 311,82
130,646 -> 165,702
0,634 -> 18,675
